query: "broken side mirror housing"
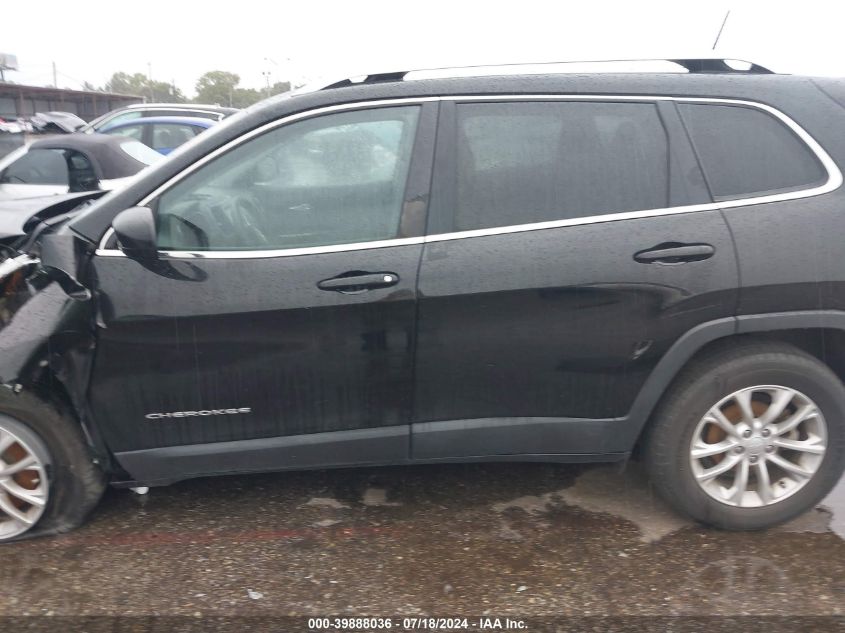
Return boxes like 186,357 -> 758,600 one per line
112,206 -> 158,263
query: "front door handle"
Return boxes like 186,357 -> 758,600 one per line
317,272 -> 400,294
634,243 -> 715,264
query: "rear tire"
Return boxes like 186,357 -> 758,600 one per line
644,341 -> 845,530
0,393 -> 105,542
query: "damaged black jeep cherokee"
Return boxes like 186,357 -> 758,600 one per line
3,58 -> 845,541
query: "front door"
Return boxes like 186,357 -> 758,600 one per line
89,103 -> 435,482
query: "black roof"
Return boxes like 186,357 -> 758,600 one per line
69,70 -> 845,241
28,133 -> 152,180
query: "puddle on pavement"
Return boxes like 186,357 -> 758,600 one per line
491,463 -> 691,543
491,463 -> 845,544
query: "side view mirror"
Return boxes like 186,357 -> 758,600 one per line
112,206 -> 157,262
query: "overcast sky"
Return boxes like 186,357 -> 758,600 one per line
3,0 -> 845,96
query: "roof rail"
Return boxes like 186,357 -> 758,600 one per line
669,58 -> 774,74
320,58 -> 775,90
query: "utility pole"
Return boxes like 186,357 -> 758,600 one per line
262,70 -> 271,97
147,62 -> 154,102
52,61 -> 57,87
265,56 -> 294,91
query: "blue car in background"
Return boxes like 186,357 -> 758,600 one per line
100,116 -> 215,155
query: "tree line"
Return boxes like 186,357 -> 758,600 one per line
97,71 -> 292,108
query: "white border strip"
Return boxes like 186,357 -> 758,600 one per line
96,94 -> 842,260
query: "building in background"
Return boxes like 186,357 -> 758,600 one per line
0,84 -> 141,122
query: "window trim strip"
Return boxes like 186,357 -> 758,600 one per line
96,94 -> 842,259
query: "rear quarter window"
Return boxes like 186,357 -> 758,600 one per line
678,103 -> 827,200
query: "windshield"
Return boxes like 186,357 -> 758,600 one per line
79,110 -> 119,133
119,140 -> 164,167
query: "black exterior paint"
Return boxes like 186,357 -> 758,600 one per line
413,211 -> 738,426
412,98 -> 734,433
89,245 -> 422,452
0,72 -> 841,486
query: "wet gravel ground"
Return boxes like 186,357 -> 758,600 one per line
1,462 -> 843,621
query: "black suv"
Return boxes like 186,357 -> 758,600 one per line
2,59 -> 845,541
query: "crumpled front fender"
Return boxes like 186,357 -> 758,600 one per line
0,253 -> 105,461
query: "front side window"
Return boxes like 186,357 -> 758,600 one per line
678,103 -> 826,200
440,101 -> 670,233
155,106 -> 419,251
151,124 -> 200,152
0,148 -> 69,185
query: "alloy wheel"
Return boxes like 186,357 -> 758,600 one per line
690,385 -> 827,508
0,423 -> 49,539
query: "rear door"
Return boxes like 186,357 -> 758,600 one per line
412,98 -> 739,459
90,102 -> 437,481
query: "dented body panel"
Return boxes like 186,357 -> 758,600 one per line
0,236 -> 110,464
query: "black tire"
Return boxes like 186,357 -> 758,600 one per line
644,341 -> 845,530
0,392 -> 105,542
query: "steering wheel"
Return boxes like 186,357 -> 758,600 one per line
226,193 -> 269,247
158,213 -> 210,249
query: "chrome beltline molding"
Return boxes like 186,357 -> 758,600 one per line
96,94 -> 843,260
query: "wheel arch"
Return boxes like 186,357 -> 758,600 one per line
626,311 -> 845,451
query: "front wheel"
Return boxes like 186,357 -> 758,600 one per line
644,342 -> 845,530
0,394 -> 105,542
0,416 -> 50,539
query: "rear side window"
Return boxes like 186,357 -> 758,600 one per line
679,103 -> 826,200
66,150 -> 97,192
0,148 -> 68,185
440,101 -> 670,232
151,123 -> 199,151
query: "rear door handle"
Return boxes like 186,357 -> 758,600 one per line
634,243 -> 715,264
317,272 -> 400,294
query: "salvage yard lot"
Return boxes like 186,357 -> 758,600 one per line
3,463 -> 843,617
